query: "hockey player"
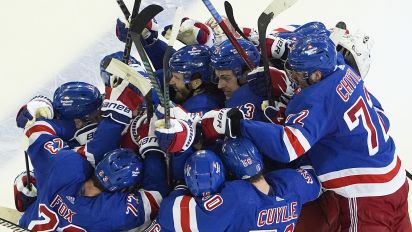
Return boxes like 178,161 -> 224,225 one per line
147,137 -> 320,231
168,44 -> 224,115
19,78 -> 166,231
203,33 -> 411,231
209,38 -> 265,122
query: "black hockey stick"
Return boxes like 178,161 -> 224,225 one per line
258,0 -> 298,105
24,151 -> 32,191
407,170 -> 412,180
258,7 -> 274,105
116,0 -> 141,63
129,5 -> 166,107
224,1 -> 250,42
0,217 -> 30,232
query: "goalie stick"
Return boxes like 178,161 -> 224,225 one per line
103,58 -> 152,97
115,0 -> 154,118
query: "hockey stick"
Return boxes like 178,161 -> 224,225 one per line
407,170 -> 412,180
116,0 -> 141,63
24,151 -> 32,191
0,217 -> 29,232
201,0 -> 256,71
128,5 -> 166,107
103,58 -> 152,96
258,0 -> 297,105
224,1 -> 250,42
115,0 -> 154,118
163,7 -> 183,129
161,6 -> 183,186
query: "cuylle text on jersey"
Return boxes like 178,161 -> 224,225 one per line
336,68 -> 362,102
50,195 -> 76,223
257,201 -> 298,227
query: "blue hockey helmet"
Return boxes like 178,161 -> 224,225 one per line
211,39 -> 260,77
100,51 -> 147,87
184,150 -> 225,198
221,137 -> 263,180
286,34 -> 337,79
169,45 -> 213,84
53,81 -> 102,120
294,21 -> 331,37
95,148 -> 143,192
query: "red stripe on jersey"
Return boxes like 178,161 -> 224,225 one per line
144,191 -> 160,220
25,124 -> 56,138
322,156 -> 402,189
284,127 -> 305,157
180,195 -> 192,232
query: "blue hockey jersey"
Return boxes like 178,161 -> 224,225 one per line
240,64 -> 406,198
182,92 -> 223,118
20,118 -> 165,231
226,83 -> 265,122
148,168 -> 320,232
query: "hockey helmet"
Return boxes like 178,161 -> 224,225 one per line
221,137 -> 263,180
95,148 -> 143,192
53,81 -> 102,120
184,150 -> 225,198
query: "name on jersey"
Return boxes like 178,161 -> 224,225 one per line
336,68 -> 362,102
257,201 -> 298,227
50,195 -> 76,223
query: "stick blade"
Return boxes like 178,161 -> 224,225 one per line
105,58 -> 152,96
263,0 -> 298,16
130,4 -> 164,35
168,7 -> 184,47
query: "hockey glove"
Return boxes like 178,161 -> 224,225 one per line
14,171 -> 37,212
201,108 -> 244,140
261,100 -> 287,125
16,95 -> 54,129
101,80 -> 144,125
116,18 -> 159,46
247,66 -> 295,103
163,17 -> 214,47
154,118 -> 196,153
116,18 -> 129,43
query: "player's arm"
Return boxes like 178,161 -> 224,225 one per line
265,167 -> 321,204
239,99 -> 332,163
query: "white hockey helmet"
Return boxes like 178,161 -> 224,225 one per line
335,30 -> 374,79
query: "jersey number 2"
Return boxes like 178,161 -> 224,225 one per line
28,204 -> 85,232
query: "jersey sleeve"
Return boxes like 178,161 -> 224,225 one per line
265,167 -> 321,204
142,151 -> 168,197
71,118 -> 126,167
24,119 -> 74,172
240,94 -> 333,163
